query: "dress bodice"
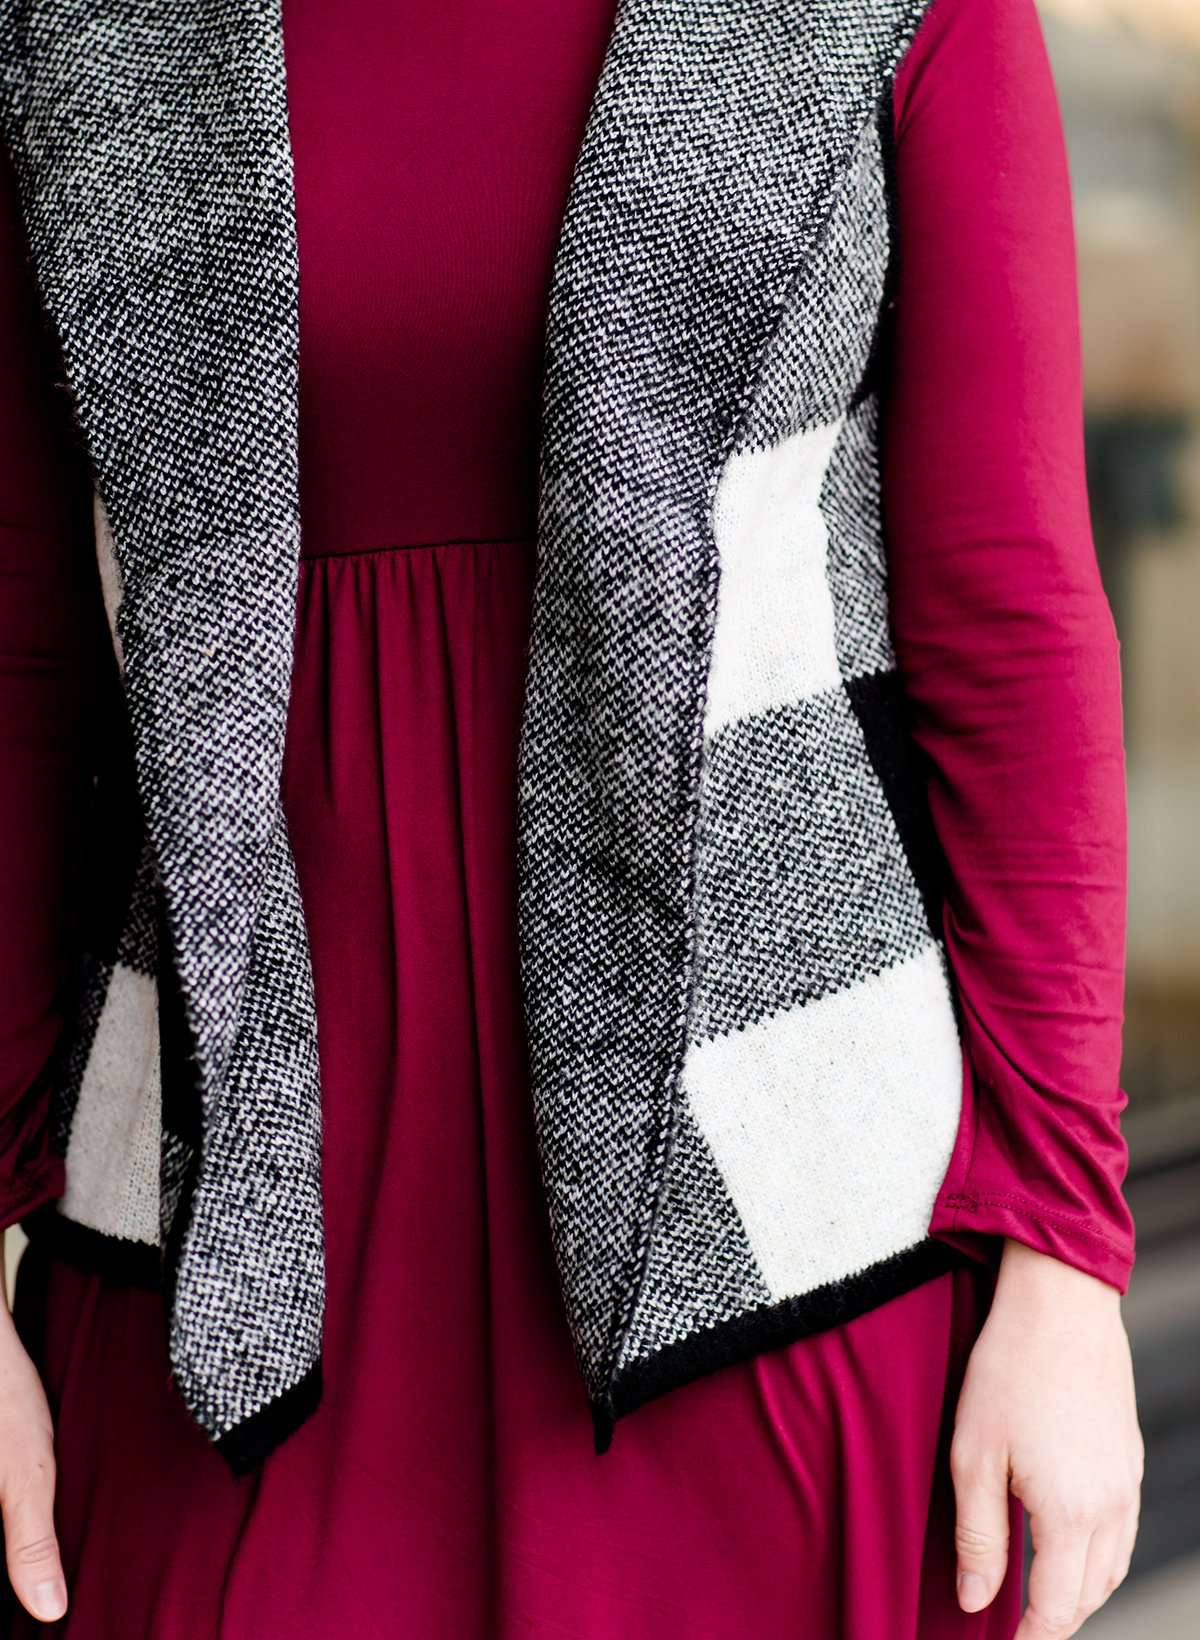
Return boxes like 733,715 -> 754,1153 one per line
282,0 -> 620,558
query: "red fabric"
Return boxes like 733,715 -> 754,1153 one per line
0,0 -> 1128,1632
10,1236 -> 1019,1636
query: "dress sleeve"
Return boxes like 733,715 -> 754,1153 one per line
0,138 -> 105,1234
883,0 -> 1136,1292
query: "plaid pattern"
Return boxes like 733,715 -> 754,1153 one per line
1,0 -> 962,1469
514,0 -> 963,1440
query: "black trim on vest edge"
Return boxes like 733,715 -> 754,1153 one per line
214,1361 -> 324,1479
590,1235 -> 966,1455
16,1200 -> 325,1479
19,1199 -> 163,1287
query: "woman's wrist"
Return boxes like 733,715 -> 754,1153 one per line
994,1235 -> 1123,1314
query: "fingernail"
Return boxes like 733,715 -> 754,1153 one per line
32,1579 -> 67,1621
958,1571 -> 988,1612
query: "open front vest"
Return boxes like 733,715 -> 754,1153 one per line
0,0 -> 965,1474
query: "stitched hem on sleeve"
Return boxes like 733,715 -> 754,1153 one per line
930,1191 -> 1135,1296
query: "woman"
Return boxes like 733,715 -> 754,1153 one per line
0,0 -> 1142,1634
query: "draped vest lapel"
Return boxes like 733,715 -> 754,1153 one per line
520,0 -> 933,1434
2,0 -> 303,1095
0,0 -> 322,1468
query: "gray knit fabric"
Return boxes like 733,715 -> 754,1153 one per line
0,0 -> 323,1468
1,0 -> 963,1468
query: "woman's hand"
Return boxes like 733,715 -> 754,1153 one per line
951,1238 -> 1143,1638
0,1251 -> 68,1624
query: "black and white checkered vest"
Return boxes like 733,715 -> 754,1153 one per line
0,0 -> 963,1472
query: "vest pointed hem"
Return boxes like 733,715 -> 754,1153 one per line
607,1236 -> 967,1430
214,1359 -> 325,1479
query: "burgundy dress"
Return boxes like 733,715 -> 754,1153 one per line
0,0 -> 1133,1634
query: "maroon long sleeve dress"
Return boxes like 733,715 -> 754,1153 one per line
0,0 -> 1133,1634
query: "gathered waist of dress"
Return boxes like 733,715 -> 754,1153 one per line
299,533 -> 537,564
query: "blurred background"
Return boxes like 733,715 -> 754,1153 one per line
1036,0 -> 1200,1632
3,1 -> 1198,1633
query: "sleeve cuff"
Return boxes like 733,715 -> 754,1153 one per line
930,1190 -> 1135,1296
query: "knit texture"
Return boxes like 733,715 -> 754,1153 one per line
514,0 -> 962,1440
0,0 -> 323,1471
1,0 -> 962,1469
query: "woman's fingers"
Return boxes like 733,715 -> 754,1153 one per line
1075,1499 -> 1141,1623
950,1438 -> 1011,1612
1014,1517 -> 1090,1640
1080,1513 -> 1130,1620
1112,1501 -> 1141,1594
0,1303 -> 68,1624
1,1455 -> 68,1623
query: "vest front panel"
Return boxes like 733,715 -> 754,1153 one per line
512,0 -> 952,1441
